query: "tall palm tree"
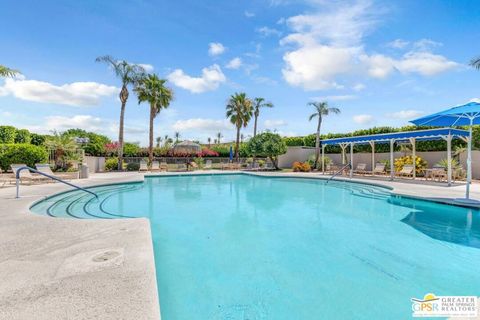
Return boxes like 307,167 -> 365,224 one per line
156,136 -> 162,148
226,92 -> 253,162
470,56 -> 480,69
135,74 -> 173,166
252,97 -> 273,137
0,65 -> 20,78
216,132 -> 222,144
308,101 -> 341,169
96,55 -> 145,170
175,132 -> 180,143
207,137 -> 211,148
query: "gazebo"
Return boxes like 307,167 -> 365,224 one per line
320,128 -> 469,185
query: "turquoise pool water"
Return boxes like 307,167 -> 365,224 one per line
31,174 -> 480,319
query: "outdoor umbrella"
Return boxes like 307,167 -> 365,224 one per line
410,101 -> 480,200
229,145 -> 233,162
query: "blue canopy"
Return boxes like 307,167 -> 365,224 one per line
410,101 -> 480,126
321,128 -> 468,146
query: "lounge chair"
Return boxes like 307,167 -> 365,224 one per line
139,160 -> 148,171
189,162 -> 198,171
353,163 -> 367,175
204,160 -> 212,169
177,163 -> 187,171
371,163 -> 386,175
396,164 -> 414,178
221,162 -> 231,170
0,168 -> 14,187
431,167 -> 447,182
151,161 -> 160,171
11,164 -> 48,184
264,162 -> 275,171
160,162 -> 168,171
35,164 -> 71,180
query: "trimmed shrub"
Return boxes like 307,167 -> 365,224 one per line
0,144 -> 48,171
292,161 -> 311,172
123,142 -> 141,157
30,133 -> 46,146
283,136 -> 305,146
0,126 -> 17,144
105,158 -> 119,171
394,155 -> 427,175
126,162 -> 140,171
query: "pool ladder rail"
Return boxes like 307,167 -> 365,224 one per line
326,163 -> 352,183
15,166 -> 98,199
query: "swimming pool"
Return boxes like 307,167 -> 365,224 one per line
31,174 -> 480,319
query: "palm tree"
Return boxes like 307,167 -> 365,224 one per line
156,136 -> 162,148
135,74 -> 173,166
308,101 -> 341,169
226,92 -> 253,162
216,132 -> 222,144
470,56 -> 480,69
174,132 -> 181,143
0,65 -> 20,78
252,97 -> 273,137
207,137 -> 211,148
96,55 -> 145,170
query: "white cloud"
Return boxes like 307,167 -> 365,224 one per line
208,42 -> 226,56
469,98 -> 480,103
226,57 -> 242,69
167,64 -> 226,93
280,0 -> 458,90
264,119 -> 287,128
244,10 -> 255,18
312,95 -> 356,101
0,77 -> 118,106
353,83 -> 366,91
386,110 -> 424,119
137,63 -> 154,72
172,118 -> 233,132
386,39 -> 409,49
353,114 -> 374,124
256,26 -> 282,37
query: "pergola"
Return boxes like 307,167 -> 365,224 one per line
321,128 -> 469,186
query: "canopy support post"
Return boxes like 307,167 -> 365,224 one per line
409,138 -> 416,180
444,134 -> 453,186
350,142 -> 354,178
321,144 -> 325,174
340,143 -> 347,165
390,139 -> 395,181
467,121 -> 473,199
369,141 -> 375,174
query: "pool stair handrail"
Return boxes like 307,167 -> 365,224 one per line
326,163 -> 352,183
15,166 -> 98,199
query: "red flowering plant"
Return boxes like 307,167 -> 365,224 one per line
104,142 -> 119,156
196,148 -> 219,157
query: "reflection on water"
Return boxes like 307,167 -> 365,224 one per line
393,198 -> 480,249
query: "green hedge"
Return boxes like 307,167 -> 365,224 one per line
0,144 -> 49,171
0,126 -> 17,144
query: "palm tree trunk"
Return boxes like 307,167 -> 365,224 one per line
253,114 -> 258,137
313,117 -> 322,169
148,104 -> 155,167
235,126 -> 241,162
118,85 -> 129,171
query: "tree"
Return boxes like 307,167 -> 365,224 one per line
14,129 -> 31,144
252,97 -> 273,137
134,73 -> 173,166
246,132 -> 287,169
207,137 -> 211,148
216,132 -> 222,144
308,101 -> 341,169
175,131 -> 180,143
0,126 -> 17,143
156,136 -> 162,148
0,65 -> 20,78
44,132 -> 79,170
96,55 -> 145,170
226,92 -> 253,162
470,56 -> 480,70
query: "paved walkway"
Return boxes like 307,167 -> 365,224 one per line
0,171 -> 478,320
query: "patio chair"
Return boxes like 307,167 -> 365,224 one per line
396,164 -> 414,178
204,159 -> 212,169
11,164 -> 48,184
177,163 -> 187,171
431,167 -> 447,182
0,168 -> 14,187
230,163 -> 241,170
221,162 -> 231,170
160,162 -> 168,171
264,162 -> 275,171
353,163 -> 367,175
35,163 -> 71,180
151,161 -> 160,171
371,163 -> 386,175
139,160 -> 148,171
189,162 -> 198,171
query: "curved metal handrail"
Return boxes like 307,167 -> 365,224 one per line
15,166 -> 98,199
326,163 -> 352,183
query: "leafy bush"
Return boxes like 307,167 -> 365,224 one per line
0,126 -> 17,144
435,158 -> 460,169
30,133 -> 46,146
193,157 -> 204,168
105,158 -> 119,171
307,154 -> 332,169
292,161 -> 311,172
63,128 -> 110,156
394,155 -> 427,174
126,162 -> 140,171
283,136 -> 305,146
0,144 -> 48,171
246,132 -> 287,169
258,159 -> 265,167
123,142 -> 141,157
14,129 -> 31,144
197,148 -> 219,157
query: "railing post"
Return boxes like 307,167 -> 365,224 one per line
16,178 -> 20,199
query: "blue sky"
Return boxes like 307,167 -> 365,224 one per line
1,0 -> 480,145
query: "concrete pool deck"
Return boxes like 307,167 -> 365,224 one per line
0,170 -> 479,319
